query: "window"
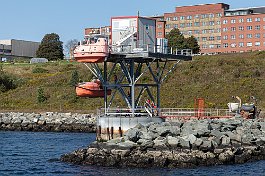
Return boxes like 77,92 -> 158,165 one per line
173,16 -> 178,21
157,24 -> 162,29
217,13 -> 222,17
255,25 -> 260,30
194,30 -> 200,34
209,29 -> 215,33
223,28 -> 228,32
239,18 -> 244,23
180,16 -> 185,20
263,25 -> 265,30
255,33 -> 261,38
186,23 -> 192,27
209,14 -> 214,18
165,32 -> 169,35
239,34 -> 244,39
201,14 -> 208,19
255,42 -> 261,46
247,26 -> 252,30
223,20 -> 228,24
209,21 -> 215,26
231,19 -> 236,23
239,42 -> 244,47
209,36 -> 215,41
247,18 -> 252,22
231,43 -> 236,48
231,35 -> 236,39
247,34 -> 253,38
202,37 -> 207,41
165,24 -> 171,29
217,44 -> 221,48
264,17 -> 265,21
202,22 -> 207,26
202,29 -> 208,34
239,26 -> 244,31
180,23 -> 185,28
195,37 -> 199,41
194,14 -> 200,19
188,31 -> 192,35
166,17 -> 171,21
217,36 -> 221,40
158,32 -> 162,36
247,42 -> 252,47
231,27 -> 236,31
223,35 -> 228,40
174,24 -> 178,28
187,15 -> 192,20
264,33 -> 265,38
194,22 -> 200,26
216,28 -> 221,33
209,44 -> 215,48
216,21 -> 221,25
223,43 -> 228,48
255,18 -> 261,22
202,44 -> 207,49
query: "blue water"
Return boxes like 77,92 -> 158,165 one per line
0,131 -> 264,176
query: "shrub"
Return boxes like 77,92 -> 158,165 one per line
32,67 -> 49,73
37,87 -> 47,103
69,70 -> 79,86
0,71 -> 17,92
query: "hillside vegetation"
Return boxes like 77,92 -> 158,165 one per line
0,51 -> 265,113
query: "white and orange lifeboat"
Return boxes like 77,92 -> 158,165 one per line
74,35 -> 109,63
76,79 -> 111,98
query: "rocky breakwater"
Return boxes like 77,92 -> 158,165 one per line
0,112 -> 96,132
61,118 -> 265,168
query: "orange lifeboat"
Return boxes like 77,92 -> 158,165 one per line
76,81 -> 111,98
74,35 -> 109,63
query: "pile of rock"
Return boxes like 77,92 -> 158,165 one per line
61,117 -> 265,168
0,112 -> 96,132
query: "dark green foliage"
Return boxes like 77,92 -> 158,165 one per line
69,70 -> 79,86
166,29 -> 200,53
184,35 -> 200,54
166,28 -> 185,50
0,70 -> 17,92
36,33 -> 64,61
32,67 -> 49,73
37,87 -> 47,103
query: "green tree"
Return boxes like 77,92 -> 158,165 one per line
36,33 -> 64,61
184,35 -> 200,54
69,70 -> 79,86
165,28 -> 185,51
37,87 -> 47,103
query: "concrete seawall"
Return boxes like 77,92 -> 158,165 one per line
0,112 -> 96,132
61,117 -> 265,168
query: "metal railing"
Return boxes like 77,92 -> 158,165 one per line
97,107 -> 237,119
160,108 -> 236,118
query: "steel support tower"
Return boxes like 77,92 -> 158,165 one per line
84,52 -> 191,117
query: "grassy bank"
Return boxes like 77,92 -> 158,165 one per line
0,51 -> 265,113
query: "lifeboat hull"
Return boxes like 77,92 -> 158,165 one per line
74,52 -> 108,63
76,82 -> 111,98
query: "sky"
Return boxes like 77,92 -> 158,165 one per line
1,0 -> 265,47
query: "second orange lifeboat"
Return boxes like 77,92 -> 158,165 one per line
76,81 -> 111,98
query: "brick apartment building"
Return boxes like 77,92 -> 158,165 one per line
221,7 -> 265,53
83,3 -> 265,54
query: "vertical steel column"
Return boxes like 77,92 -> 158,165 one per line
156,60 -> 161,114
104,60 -> 107,115
130,59 -> 135,117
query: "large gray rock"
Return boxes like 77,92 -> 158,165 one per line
166,136 -> 179,147
124,128 -> 141,142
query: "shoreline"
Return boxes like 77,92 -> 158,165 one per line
0,112 -> 96,133
61,117 -> 265,168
